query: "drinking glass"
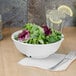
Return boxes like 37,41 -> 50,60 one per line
0,15 -> 3,40
45,1 -> 64,33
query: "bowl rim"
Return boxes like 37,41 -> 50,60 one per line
11,30 -> 64,46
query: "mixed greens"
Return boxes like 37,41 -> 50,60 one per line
15,23 -> 63,44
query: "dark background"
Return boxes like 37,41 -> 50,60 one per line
0,0 -> 76,27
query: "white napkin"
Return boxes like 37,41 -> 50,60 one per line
51,56 -> 76,71
18,52 -> 76,71
18,54 -> 65,69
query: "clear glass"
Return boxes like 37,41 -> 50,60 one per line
45,0 -> 64,33
0,15 -> 3,40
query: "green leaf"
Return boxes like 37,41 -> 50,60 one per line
14,35 -> 18,40
19,23 -> 63,44
38,40 -> 44,44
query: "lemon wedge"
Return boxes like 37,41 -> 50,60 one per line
46,10 -> 62,24
58,5 -> 73,17
46,5 -> 73,25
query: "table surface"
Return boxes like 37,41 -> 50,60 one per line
0,27 -> 76,76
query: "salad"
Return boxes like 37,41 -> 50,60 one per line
15,23 -> 63,44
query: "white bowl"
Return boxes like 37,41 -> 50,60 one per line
11,30 -> 64,58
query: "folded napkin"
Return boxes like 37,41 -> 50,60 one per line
51,54 -> 76,71
18,51 -> 76,71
